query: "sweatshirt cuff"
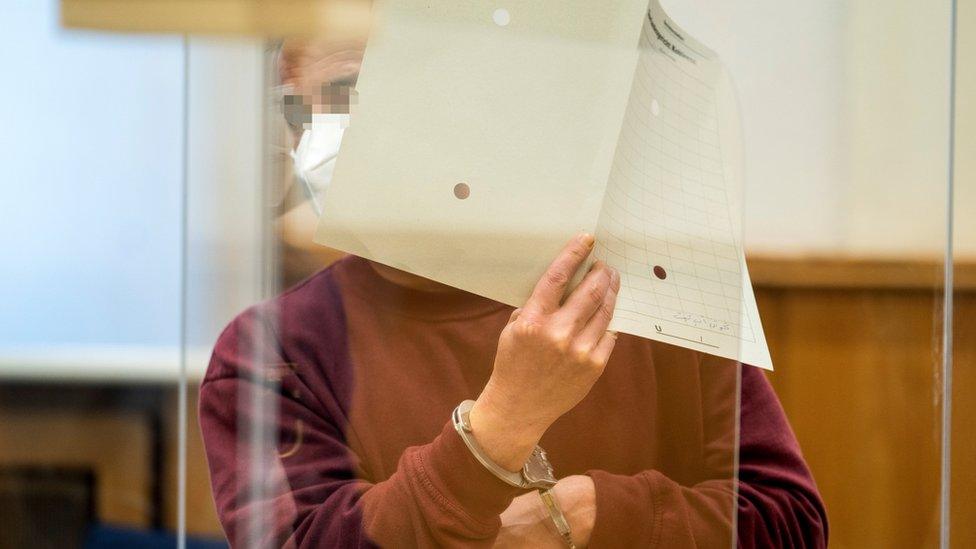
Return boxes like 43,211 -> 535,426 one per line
412,419 -> 523,530
586,469 -> 661,548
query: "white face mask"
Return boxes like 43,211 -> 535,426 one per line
290,113 -> 350,216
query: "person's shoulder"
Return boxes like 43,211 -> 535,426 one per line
276,256 -> 353,319
204,257 -> 356,383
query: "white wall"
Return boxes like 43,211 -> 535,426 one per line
0,2 -> 266,379
0,1 -> 185,348
664,0 -> 968,257
955,0 -> 976,258
184,36 -> 267,351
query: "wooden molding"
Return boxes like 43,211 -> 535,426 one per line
61,0 -> 371,37
747,255 -> 976,291
277,208 -> 975,291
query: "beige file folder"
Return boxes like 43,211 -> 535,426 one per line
316,0 -> 773,369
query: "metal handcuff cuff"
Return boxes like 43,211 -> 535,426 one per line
452,399 -> 576,548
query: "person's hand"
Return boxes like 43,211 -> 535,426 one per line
494,491 -> 563,549
494,475 -> 597,548
470,233 -> 620,471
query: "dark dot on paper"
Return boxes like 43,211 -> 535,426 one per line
454,182 -> 470,200
653,265 -> 667,280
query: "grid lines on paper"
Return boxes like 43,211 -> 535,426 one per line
593,18 -> 757,343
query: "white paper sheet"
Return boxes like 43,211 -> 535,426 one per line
316,0 -> 773,369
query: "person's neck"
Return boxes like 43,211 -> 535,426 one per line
366,260 -> 456,293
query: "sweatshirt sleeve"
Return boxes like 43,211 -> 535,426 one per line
585,364 -> 828,549
198,308 -> 521,548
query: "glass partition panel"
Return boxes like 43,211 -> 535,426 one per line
0,3 -> 195,547
194,2 -> 748,547
667,0 -> 956,547
952,0 -> 974,546
6,1 -> 961,548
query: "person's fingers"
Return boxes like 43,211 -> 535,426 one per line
549,261 -> 613,336
589,330 -> 619,369
525,234 -> 595,314
508,308 -> 522,324
572,268 -> 620,352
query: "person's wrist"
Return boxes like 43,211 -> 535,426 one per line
554,475 -> 596,547
468,391 -> 548,473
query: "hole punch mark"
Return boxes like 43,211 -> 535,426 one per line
493,8 -> 511,27
651,98 -> 661,117
454,182 -> 471,200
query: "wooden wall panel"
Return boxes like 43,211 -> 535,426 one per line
163,386 -> 224,537
756,287 -> 947,548
950,292 -> 975,548
751,257 -> 975,549
0,411 -> 152,528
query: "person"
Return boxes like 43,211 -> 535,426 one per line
198,37 -> 828,548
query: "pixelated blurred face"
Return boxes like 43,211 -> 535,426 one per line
280,37 -> 365,125
284,37 -> 366,215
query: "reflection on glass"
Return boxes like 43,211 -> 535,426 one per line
1,0 -> 964,547
0,3 -> 198,547
951,1 -> 974,546
665,1 -> 959,547
197,6 -> 824,547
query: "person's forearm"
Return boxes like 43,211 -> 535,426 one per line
585,469 -> 734,547
583,468 -> 826,548
202,377 -> 520,548
358,419 -> 523,547
281,421 -> 523,548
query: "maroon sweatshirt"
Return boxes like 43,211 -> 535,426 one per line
199,255 -> 827,548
